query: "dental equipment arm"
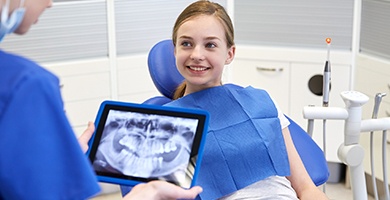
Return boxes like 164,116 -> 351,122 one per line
361,118 -> 390,132
303,91 -> 369,200
303,106 -> 348,137
338,91 -> 369,200
303,106 -> 350,151
303,106 -> 349,120
341,91 -> 369,145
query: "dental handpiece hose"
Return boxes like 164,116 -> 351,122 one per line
370,93 -> 389,200
370,93 -> 386,200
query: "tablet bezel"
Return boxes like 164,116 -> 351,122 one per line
86,100 -> 209,188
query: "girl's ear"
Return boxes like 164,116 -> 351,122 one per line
225,45 -> 236,65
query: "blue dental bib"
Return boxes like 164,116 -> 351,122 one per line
166,84 -> 290,200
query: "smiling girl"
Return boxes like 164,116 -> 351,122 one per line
166,1 -> 329,199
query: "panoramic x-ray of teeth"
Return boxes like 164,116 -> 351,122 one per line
93,110 -> 199,183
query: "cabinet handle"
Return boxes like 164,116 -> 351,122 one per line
256,66 -> 284,72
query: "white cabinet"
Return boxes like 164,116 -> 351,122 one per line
229,59 -> 290,113
116,55 -> 160,103
42,54 -> 163,137
43,59 -> 112,137
228,46 -> 352,163
354,54 -> 390,187
355,55 -> 390,118
42,55 -> 162,136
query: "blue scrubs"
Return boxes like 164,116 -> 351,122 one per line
0,50 -> 100,200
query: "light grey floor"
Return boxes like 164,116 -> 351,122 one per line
322,182 -> 375,200
90,181 -> 375,200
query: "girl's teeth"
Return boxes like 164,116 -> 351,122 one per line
189,66 -> 207,71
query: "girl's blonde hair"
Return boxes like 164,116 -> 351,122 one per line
172,0 -> 234,100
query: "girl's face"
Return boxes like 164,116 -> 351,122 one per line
174,15 -> 235,95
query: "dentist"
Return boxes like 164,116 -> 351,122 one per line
0,0 -> 201,199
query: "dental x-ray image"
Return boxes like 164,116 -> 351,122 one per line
92,110 -> 199,185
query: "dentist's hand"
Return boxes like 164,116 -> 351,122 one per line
123,181 -> 202,200
78,121 -> 95,153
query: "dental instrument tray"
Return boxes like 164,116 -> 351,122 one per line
86,100 -> 209,188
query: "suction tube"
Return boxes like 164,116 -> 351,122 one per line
370,93 -> 387,200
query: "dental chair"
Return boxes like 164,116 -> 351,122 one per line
120,39 -> 329,196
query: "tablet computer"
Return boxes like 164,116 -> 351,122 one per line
86,100 -> 209,189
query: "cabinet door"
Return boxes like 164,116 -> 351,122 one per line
44,60 -> 112,136
229,59 -> 290,114
116,55 -> 161,103
289,63 -> 351,162
355,66 -> 390,118
355,56 -> 390,184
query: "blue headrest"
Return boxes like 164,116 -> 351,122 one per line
147,39 -> 184,99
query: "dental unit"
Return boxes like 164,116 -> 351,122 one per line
303,89 -> 390,200
302,38 -> 390,200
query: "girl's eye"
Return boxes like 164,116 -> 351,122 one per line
181,41 -> 191,47
206,42 -> 216,48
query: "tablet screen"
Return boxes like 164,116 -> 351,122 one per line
87,100 -> 209,188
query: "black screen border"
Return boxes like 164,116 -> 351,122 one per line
86,100 -> 209,188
